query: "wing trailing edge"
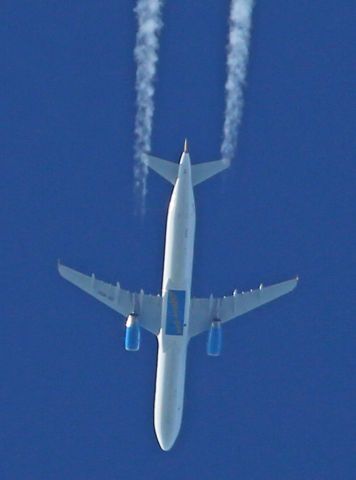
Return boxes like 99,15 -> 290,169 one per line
189,277 -> 299,338
58,262 -> 162,335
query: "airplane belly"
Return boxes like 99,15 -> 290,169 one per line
154,335 -> 188,451
162,178 -> 195,292
154,155 -> 195,450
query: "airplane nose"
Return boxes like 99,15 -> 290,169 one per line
154,409 -> 181,451
155,426 -> 179,451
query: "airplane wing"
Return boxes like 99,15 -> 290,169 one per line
58,262 -> 162,335
189,277 -> 298,338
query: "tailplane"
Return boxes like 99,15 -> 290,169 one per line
191,160 -> 228,186
145,140 -> 229,186
144,154 -> 178,185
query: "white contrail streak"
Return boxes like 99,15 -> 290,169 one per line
221,0 -> 255,166
133,0 -> 164,212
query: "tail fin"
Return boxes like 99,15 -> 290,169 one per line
191,160 -> 228,186
145,154 -> 228,186
145,154 -> 178,185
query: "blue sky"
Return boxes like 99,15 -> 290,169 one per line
1,1 -> 355,479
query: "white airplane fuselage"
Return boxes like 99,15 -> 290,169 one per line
154,150 -> 195,451
58,142 -> 298,451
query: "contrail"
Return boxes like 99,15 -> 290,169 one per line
221,0 -> 255,166
133,0 -> 164,213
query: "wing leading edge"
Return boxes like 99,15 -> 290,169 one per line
189,277 -> 298,338
58,262 -> 162,335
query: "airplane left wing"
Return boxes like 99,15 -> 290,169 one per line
58,262 -> 162,335
189,277 -> 298,338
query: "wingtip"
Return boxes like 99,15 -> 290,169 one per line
184,138 -> 189,153
57,259 -> 64,276
142,152 -> 149,166
291,275 -> 299,290
57,259 -> 67,277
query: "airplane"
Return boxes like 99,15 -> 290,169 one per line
58,139 -> 298,451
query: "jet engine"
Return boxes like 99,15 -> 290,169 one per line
125,314 -> 141,351
207,319 -> 222,356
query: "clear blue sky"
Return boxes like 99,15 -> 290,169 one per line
1,1 -> 355,479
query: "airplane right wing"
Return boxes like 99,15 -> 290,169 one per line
189,277 -> 298,338
58,262 -> 162,335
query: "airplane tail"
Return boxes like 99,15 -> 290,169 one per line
145,154 -> 228,186
191,159 -> 228,186
144,154 -> 178,185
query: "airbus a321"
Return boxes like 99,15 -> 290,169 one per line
58,140 -> 298,450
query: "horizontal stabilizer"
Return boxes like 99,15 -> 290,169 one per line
145,154 -> 178,185
191,160 -> 229,186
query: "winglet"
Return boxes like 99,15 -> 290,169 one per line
184,138 -> 189,153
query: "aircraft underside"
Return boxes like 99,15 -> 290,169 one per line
58,141 -> 298,450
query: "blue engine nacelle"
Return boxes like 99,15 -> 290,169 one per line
125,314 -> 141,351
207,319 -> 222,356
